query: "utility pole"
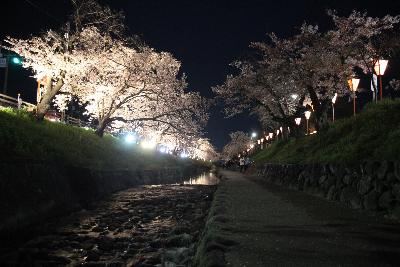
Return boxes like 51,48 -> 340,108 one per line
3,62 -> 9,94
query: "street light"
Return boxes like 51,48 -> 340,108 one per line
304,111 -> 311,135
124,133 -> 136,144
332,93 -> 337,122
374,59 -> 388,100
295,117 -> 301,125
269,132 -> 273,140
348,78 -> 360,116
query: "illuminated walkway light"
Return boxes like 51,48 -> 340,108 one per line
125,133 -> 136,143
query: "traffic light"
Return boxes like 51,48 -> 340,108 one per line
11,56 -> 22,65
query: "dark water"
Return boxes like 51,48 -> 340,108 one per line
184,172 -> 219,185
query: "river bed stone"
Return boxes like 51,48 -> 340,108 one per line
0,184 -> 216,266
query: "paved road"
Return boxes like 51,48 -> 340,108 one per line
219,170 -> 400,267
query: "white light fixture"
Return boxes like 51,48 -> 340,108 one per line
304,111 -> 311,135
332,93 -> 338,122
332,93 -> 338,104
304,111 -> 311,120
141,139 -> 157,149
374,59 -> 388,76
125,133 -> 136,144
348,78 -> 360,116
295,117 -> 301,125
348,78 -> 360,92
374,59 -> 389,100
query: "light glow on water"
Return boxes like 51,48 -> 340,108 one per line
184,172 -> 219,185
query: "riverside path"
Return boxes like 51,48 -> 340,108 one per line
216,170 -> 400,267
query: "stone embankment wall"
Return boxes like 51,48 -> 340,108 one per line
257,162 -> 400,219
0,161 -> 207,239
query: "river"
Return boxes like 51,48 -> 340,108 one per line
0,173 -> 217,266
184,171 -> 219,185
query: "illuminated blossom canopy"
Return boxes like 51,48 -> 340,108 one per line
215,10 -> 400,131
3,0 -> 214,156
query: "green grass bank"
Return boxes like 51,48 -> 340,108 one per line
253,100 -> 400,165
0,108 -> 204,170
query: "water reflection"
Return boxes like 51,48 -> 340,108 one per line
184,172 -> 219,185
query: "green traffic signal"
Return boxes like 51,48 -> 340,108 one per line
11,56 -> 22,65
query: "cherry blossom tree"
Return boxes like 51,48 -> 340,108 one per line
63,29 -> 208,137
222,131 -> 251,160
328,10 -> 400,96
215,10 -> 400,131
2,0 -> 124,120
187,138 -> 218,161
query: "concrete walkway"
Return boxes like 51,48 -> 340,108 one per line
218,170 -> 400,267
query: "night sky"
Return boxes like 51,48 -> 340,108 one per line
1,0 -> 400,150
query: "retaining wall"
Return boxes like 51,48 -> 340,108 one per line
257,161 -> 400,219
0,162 -> 207,240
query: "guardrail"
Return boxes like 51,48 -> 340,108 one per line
0,93 -> 36,111
0,93 -> 91,128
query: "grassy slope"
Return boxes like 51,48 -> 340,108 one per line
0,108 -> 202,170
253,100 -> 400,165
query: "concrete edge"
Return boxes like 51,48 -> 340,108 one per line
193,170 -> 237,267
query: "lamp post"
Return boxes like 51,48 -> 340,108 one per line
374,59 -> 388,100
295,117 -> 301,136
304,111 -> 311,135
348,78 -> 360,116
332,93 -> 337,122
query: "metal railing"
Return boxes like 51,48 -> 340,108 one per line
0,93 -> 36,111
0,93 -> 91,128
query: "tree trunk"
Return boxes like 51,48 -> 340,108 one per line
95,121 -> 106,137
315,101 -> 330,130
36,74 -> 65,120
95,117 -> 111,137
307,86 -> 330,131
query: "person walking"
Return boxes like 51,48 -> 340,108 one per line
245,157 -> 251,171
239,157 -> 245,172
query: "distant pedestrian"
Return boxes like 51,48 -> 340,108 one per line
239,157 -> 245,172
245,157 -> 251,171
17,93 -> 22,109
